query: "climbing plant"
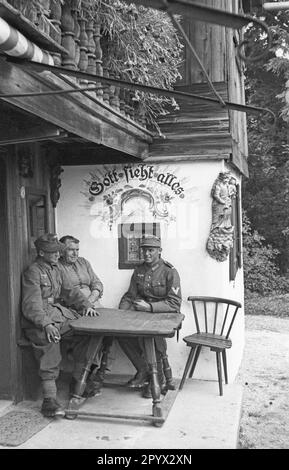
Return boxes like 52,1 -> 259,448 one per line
81,0 -> 183,127
11,0 -> 183,128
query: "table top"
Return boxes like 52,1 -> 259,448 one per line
70,308 -> 185,337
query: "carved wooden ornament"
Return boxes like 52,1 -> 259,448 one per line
206,171 -> 237,262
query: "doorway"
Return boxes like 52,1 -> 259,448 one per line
0,156 -> 12,398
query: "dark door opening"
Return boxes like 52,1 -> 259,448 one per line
0,156 -> 12,398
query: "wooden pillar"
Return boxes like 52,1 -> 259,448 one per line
109,71 -> 120,111
72,11 -> 81,70
114,74 -> 121,112
94,19 -> 103,100
109,71 -> 117,109
79,16 -> 88,85
86,18 -> 96,92
50,0 -> 62,66
102,67 -> 110,105
124,88 -> 133,118
61,0 -> 76,70
119,85 -> 126,115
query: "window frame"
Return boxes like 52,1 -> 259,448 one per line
229,183 -> 242,281
118,222 -> 160,270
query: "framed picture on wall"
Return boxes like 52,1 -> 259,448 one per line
118,222 -> 160,269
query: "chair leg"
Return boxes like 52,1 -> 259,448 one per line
216,351 -> 223,396
179,347 -> 195,390
189,345 -> 202,378
222,350 -> 228,384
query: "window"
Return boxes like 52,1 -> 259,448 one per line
229,184 -> 242,281
118,222 -> 160,269
26,189 -> 48,254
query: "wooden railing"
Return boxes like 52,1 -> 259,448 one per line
5,0 -> 147,128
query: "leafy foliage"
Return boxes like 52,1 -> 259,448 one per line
244,291 -> 289,317
10,1 -> 183,128
243,9 -> 289,273
82,0 -> 183,127
242,211 -> 289,295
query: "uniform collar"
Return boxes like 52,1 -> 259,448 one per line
36,256 -> 58,268
145,258 -> 163,272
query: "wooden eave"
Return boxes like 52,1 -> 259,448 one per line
148,82 -> 249,176
0,57 -> 153,159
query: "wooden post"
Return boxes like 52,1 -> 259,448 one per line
119,85 -> 126,115
114,74 -> 121,112
129,91 -> 136,120
124,88 -> 131,118
61,0 -> 76,70
109,71 -> 117,109
79,15 -> 88,85
94,19 -> 103,100
86,18 -> 96,93
73,12 -> 80,70
102,67 -> 110,104
50,0 -> 62,66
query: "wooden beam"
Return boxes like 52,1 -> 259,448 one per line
5,57 -> 274,120
263,2 -> 289,11
121,0 -> 252,28
0,125 -> 67,146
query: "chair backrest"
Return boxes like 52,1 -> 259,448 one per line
187,296 -> 242,339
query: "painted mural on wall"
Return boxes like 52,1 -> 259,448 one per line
206,171 -> 237,262
81,164 -> 191,231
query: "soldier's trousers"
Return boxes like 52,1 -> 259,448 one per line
24,319 -> 90,381
118,336 -> 167,373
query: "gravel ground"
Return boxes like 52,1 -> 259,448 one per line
236,315 -> 289,449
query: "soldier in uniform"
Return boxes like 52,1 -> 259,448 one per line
21,233 -> 98,418
58,234 -> 112,398
118,235 -> 182,398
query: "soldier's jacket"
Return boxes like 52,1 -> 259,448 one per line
119,258 -> 182,313
22,257 -> 92,329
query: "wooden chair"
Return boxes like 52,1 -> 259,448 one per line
179,296 -> 242,396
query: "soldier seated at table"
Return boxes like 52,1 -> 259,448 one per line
58,235 -> 104,308
21,233 -> 98,418
118,235 -> 182,398
58,235 -> 112,397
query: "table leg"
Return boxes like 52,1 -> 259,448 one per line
143,337 -> 163,426
66,336 -> 103,419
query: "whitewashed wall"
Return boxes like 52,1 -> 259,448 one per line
56,160 -> 244,384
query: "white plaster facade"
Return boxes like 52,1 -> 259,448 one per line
56,160 -> 244,384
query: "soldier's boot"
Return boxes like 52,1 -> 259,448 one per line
118,338 -> 149,389
84,338 -> 113,398
41,398 -> 65,418
162,354 -> 176,390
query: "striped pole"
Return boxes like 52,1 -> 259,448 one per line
0,17 -> 54,65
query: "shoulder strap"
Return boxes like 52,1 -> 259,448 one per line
163,260 -> 174,269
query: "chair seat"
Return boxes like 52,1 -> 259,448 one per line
183,333 -> 232,349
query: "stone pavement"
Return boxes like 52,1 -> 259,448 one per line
0,378 -> 242,450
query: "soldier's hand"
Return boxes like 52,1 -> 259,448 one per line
133,299 -> 152,312
84,307 -> 99,317
45,324 -> 61,343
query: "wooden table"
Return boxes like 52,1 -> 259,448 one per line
65,307 -> 184,426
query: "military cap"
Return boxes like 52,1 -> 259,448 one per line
34,233 -> 64,253
140,235 -> 161,248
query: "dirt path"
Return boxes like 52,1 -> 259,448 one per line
236,315 -> 289,449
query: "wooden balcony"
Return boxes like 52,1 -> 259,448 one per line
0,0 -> 153,158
